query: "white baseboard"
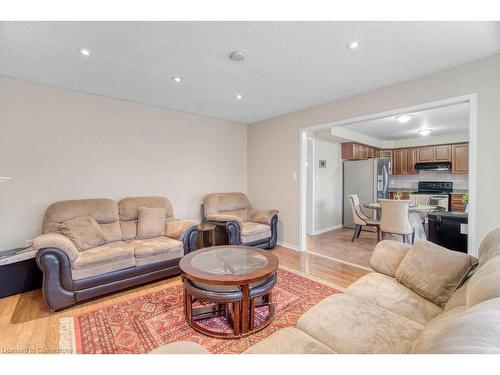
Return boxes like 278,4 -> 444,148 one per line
277,241 -> 301,252
309,224 -> 342,236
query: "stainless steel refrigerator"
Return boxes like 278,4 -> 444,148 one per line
343,158 -> 390,229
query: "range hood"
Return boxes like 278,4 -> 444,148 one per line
415,162 -> 451,171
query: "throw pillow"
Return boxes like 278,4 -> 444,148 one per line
137,207 -> 166,239
60,216 -> 106,251
395,240 -> 478,308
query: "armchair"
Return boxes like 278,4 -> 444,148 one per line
203,192 -> 278,249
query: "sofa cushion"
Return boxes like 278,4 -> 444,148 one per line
60,216 -> 106,250
127,236 -> 183,258
478,227 -> 500,266
100,222 -> 123,243
71,241 -> 134,269
240,222 -> 271,243
43,198 -> 119,234
203,192 -> 251,218
297,293 -> 424,353
137,207 -> 166,239
118,196 -> 174,221
466,255 -> 500,307
71,258 -> 136,280
412,298 -> 500,354
346,273 -> 442,325
244,327 -> 336,354
395,240 -> 478,308
370,240 -> 411,278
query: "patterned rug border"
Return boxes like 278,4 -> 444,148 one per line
58,266 -> 341,354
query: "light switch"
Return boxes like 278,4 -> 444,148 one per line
292,172 -> 297,180
460,224 -> 468,235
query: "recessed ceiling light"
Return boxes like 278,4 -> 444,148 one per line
236,94 -> 243,100
77,48 -> 91,56
347,41 -> 360,50
230,51 -> 245,61
172,76 -> 182,83
396,114 -> 412,124
419,129 -> 431,136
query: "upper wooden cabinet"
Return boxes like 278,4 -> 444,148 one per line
434,145 -> 452,161
342,142 -> 468,174
452,143 -> 469,173
417,146 -> 435,162
393,148 -> 417,175
392,149 -> 406,175
406,148 -> 417,174
342,142 -> 379,160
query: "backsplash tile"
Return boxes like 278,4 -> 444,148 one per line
390,170 -> 468,190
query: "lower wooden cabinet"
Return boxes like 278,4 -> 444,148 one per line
450,193 -> 466,212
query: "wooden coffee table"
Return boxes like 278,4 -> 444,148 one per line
179,245 -> 279,338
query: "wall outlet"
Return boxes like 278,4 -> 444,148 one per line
24,239 -> 33,248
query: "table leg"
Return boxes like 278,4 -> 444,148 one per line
233,300 -> 241,336
249,298 -> 256,331
240,284 -> 250,334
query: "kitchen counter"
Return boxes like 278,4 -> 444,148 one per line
388,188 -> 468,194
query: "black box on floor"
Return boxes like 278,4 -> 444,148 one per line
0,250 -> 43,298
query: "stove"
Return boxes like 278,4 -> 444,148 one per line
417,181 -> 453,195
415,181 -> 452,211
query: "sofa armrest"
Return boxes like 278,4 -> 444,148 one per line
247,208 -> 279,225
33,233 -> 79,262
370,240 -> 411,277
205,214 -> 243,223
165,219 -> 200,240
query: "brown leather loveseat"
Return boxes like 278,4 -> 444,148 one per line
34,196 -> 199,311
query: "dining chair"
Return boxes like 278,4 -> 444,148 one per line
379,199 -> 415,244
348,194 -> 381,241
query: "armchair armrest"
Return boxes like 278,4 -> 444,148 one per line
370,240 -> 411,277
205,214 -> 243,223
247,208 -> 279,225
165,219 -> 200,240
33,233 -> 79,262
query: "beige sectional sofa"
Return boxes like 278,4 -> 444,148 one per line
34,196 -> 199,311
153,227 -> 500,354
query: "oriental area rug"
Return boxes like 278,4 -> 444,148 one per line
59,268 -> 340,354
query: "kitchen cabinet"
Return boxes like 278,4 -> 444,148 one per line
341,142 -> 379,160
406,148 -> 417,174
452,143 -> 469,173
392,149 -> 407,175
417,146 -> 435,162
393,148 -> 417,175
434,145 -> 452,161
450,193 -> 466,212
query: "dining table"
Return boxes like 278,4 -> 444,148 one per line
363,202 -> 438,241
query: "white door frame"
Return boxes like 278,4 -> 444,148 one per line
299,93 -> 478,256
305,137 -> 315,235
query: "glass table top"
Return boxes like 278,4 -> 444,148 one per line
191,247 -> 268,275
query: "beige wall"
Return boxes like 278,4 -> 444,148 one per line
248,53 -> 500,249
0,77 -> 247,249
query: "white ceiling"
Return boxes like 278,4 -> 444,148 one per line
1,22 -> 499,123
340,102 -> 470,140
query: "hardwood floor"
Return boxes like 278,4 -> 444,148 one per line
307,227 -> 378,269
0,246 -> 369,353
